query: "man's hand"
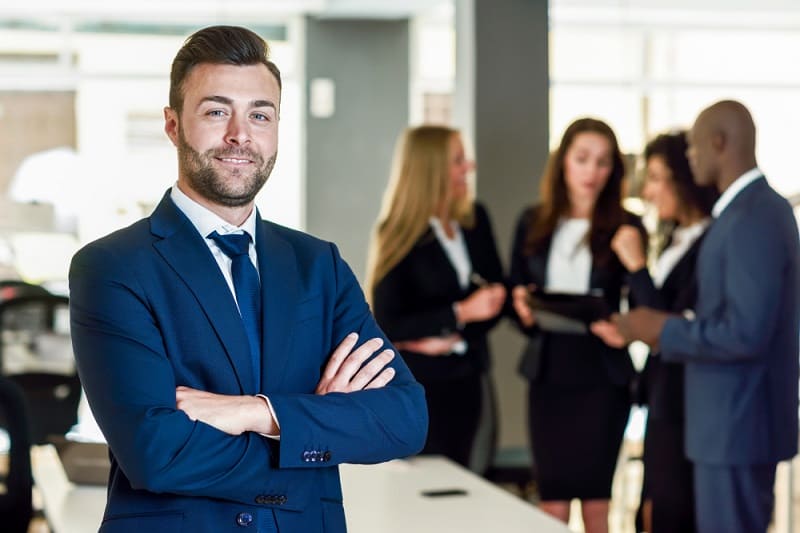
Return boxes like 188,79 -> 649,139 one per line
175,387 -> 277,436
612,307 -> 671,347
512,284 -> 537,328
315,333 -> 396,395
590,319 -> 627,348
394,334 -> 463,357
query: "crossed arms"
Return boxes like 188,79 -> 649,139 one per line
69,239 -> 427,506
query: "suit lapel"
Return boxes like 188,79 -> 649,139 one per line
149,193 -> 255,393
526,239 -> 550,287
419,228 -> 462,294
255,218 -> 299,392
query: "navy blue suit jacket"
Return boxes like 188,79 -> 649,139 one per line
69,192 -> 428,532
661,177 -> 800,465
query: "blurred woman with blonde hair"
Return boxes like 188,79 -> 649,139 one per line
367,125 -> 505,469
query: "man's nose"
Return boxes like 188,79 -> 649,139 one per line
225,115 -> 251,145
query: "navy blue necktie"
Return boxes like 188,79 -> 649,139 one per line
208,231 -> 261,385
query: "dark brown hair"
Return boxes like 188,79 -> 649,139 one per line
644,131 -> 718,218
525,118 -> 627,265
169,25 -> 282,113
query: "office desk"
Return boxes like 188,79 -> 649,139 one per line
341,456 -> 570,533
31,445 -> 106,533
32,446 -> 569,533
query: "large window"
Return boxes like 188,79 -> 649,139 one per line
550,2 -> 800,198
0,18 -> 302,284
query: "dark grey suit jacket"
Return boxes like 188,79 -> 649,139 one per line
661,177 -> 800,465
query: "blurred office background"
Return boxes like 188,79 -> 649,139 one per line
1,1 -> 799,531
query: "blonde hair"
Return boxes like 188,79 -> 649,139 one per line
366,125 -> 475,303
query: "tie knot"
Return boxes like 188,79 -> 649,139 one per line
208,230 -> 251,258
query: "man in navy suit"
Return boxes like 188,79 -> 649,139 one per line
69,26 -> 427,533
613,100 -> 799,533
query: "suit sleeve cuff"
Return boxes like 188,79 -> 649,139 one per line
255,394 -> 281,440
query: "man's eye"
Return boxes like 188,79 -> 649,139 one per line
252,112 -> 270,121
207,109 -> 226,117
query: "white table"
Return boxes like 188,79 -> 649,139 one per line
31,445 -> 106,533
32,446 -> 569,533
341,456 -> 570,533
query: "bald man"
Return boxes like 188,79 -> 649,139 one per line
607,100 -> 800,533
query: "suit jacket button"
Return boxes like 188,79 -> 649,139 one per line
323,451 -> 332,462
278,495 -> 287,505
255,495 -> 266,504
236,512 -> 254,526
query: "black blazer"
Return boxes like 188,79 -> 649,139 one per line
630,228 -> 705,421
509,205 -> 642,387
372,203 -> 504,382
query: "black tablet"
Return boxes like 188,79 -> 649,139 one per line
525,291 -> 610,334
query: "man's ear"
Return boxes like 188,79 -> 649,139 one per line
711,130 -> 726,154
164,107 -> 180,147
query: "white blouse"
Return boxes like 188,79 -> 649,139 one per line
545,218 -> 592,294
652,218 -> 711,289
429,217 -> 471,290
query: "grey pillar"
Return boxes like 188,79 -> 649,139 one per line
304,17 -> 410,281
455,0 -> 550,457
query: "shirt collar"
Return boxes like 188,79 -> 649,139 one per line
712,167 -> 763,218
170,183 -> 258,240
671,217 -> 711,245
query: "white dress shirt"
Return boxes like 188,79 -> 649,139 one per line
170,184 -> 259,309
170,184 -> 279,437
429,217 -> 471,290
429,217 -> 470,355
546,218 -> 592,294
712,167 -> 762,219
653,218 -> 711,289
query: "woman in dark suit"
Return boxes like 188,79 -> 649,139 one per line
367,125 -> 506,469
594,131 -> 718,533
509,118 -> 644,533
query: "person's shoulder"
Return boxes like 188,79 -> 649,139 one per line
517,204 -> 540,226
736,178 -> 794,223
472,200 -> 488,217
471,201 -> 493,227
622,208 -> 644,226
75,218 -> 152,260
261,219 -> 336,259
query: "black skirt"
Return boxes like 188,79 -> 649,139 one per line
528,383 -> 630,500
418,372 -> 482,468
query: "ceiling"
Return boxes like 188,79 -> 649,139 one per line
0,0 -> 450,23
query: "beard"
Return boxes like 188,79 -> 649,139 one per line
177,128 -> 277,207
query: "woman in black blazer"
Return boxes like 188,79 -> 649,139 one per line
509,118 -> 644,533
367,126 -> 506,469
595,131 -> 718,533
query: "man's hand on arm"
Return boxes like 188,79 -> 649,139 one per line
175,332 -> 396,436
315,333 -> 396,394
175,387 -> 278,436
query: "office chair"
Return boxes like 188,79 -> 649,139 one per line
7,373 -> 81,445
0,280 -> 50,303
0,293 -> 72,374
0,375 -> 33,533
0,294 -> 81,444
